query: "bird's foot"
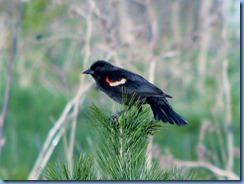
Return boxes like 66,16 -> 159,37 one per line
109,110 -> 125,126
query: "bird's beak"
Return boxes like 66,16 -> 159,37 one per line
82,69 -> 94,75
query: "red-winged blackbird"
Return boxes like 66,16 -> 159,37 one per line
83,60 -> 187,126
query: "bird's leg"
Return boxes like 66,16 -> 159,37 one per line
109,110 -> 125,122
109,104 -> 142,125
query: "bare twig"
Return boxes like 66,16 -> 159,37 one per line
27,82 -> 93,180
28,1 -> 96,179
174,160 -> 239,180
212,75 -> 227,165
221,0 -> 234,172
145,0 -> 159,169
148,59 -> 156,84
67,1 -> 94,173
172,1 -> 181,44
197,0 -> 212,93
223,60 -> 234,171
147,59 -> 156,169
146,0 -> 158,49
0,2 -> 22,155
28,98 -> 75,180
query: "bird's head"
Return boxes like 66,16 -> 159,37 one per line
82,60 -> 115,80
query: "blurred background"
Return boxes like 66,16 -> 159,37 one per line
0,0 -> 240,180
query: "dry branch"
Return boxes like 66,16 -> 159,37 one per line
174,160 -> 239,180
0,2 -> 22,155
221,0 -> 234,172
197,0 -> 212,93
28,82 -> 93,180
223,60 -> 234,172
145,0 -> 159,169
68,1 -> 95,173
28,1 -> 97,179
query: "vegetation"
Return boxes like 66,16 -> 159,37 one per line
0,0 -> 240,180
42,104 -> 193,180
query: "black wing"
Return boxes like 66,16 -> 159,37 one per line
110,68 -> 172,98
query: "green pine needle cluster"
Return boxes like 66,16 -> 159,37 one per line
42,153 -> 96,180
42,102 -> 192,180
90,103 -> 163,180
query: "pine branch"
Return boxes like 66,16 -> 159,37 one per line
42,153 -> 97,180
90,103 -> 185,180
42,103 -> 192,180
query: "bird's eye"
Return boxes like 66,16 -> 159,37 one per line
95,67 -> 104,72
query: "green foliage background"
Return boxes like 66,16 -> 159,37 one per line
0,0 -> 240,180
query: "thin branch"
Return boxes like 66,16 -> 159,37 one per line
171,1 -> 181,44
0,2 -> 22,154
145,0 -> 158,169
221,0 -> 234,172
147,59 -> 156,169
27,82 -> 93,180
67,1 -> 95,173
197,0 -> 212,93
223,60 -> 234,171
212,75 -> 227,166
29,1 -> 96,179
174,160 -> 239,180
28,98 -> 75,180
148,59 -> 156,83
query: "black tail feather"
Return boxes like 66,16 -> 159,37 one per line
147,97 -> 187,126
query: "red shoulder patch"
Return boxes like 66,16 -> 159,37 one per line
105,76 -> 126,86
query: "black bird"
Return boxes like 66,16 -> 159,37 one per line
83,60 -> 187,126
